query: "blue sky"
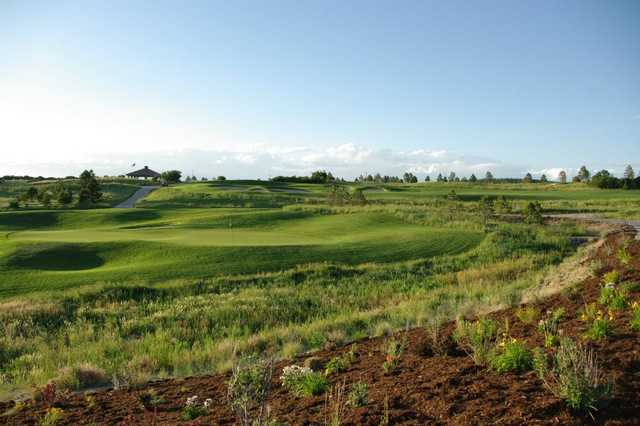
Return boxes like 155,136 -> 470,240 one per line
1,0 -> 639,179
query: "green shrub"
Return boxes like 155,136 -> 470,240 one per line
630,301 -> 640,332
227,356 -> 273,425
294,371 -> 328,397
453,318 -> 497,365
324,356 -> 349,376
515,306 -> 539,325
599,285 -> 627,311
533,338 -> 610,413
602,270 -> 619,285
181,396 -> 209,421
580,303 -> 613,341
347,382 -> 369,408
537,308 -> 564,348
490,338 -> 532,373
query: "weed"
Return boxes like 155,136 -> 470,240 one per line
180,395 -> 210,421
515,306 -> 539,325
537,308 -> 565,348
324,382 -> 346,426
533,338 -> 610,415
491,337 -> 532,373
347,382 -> 368,408
631,301 -> 640,332
453,318 -> 497,365
324,356 -> 349,376
424,314 -> 453,356
616,245 -> 631,266
227,356 -> 273,426
39,407 -> 64,426
381,338 -> 405,373
580,303 -> 613,341
280,364 -> 328,397
602,270 -> 619,286
138,388 -> 165,410
599,284 -> 627,311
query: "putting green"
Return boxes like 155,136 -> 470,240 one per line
0,208 -> 484,297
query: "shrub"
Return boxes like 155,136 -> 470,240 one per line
280,364 -> 328,397
138,388 -> 165,410
533,338 -> 610,414
491,338 -> 533,373
347,382 -> 369,408
630,301 -> 640,332
57,363 -> 109,390
424,314 -> 453,356
324,356 -> 349,376
381,338 -> 405,373
515,306 -> 539,325
580,303 -> 613,341
453,318 -> 497,365
294,371 -> 329,397
40,407 -> 64,426
602,270 -> 619,286
181,395 -> 211,421
524,201 -> 543,224
599,284 -> 627,311
537,308 -> 564,348
227,356 -> 273,425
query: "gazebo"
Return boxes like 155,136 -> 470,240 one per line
126,166 -> 161,180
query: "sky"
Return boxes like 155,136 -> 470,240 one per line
1,0 -> 639,180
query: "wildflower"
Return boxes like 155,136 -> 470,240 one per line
203,398 -> 213,409
185,395 -> 198,406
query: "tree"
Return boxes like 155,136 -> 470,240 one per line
436,173 -> 444,182
524,201 -> 544,224
217,176 -> 227,181
624,165 -> 635,180
485,171 -> 494,182
540,174 -> 548,183
523,173 -> 533,183
558,170 -> 567,184
25,186 -> 39,202
327,184 -> 350,206
448,172 -> 456,182
78,170 -> 102,204
577,165 -> 590,182
37,189 -> 52,207
469,174 -> 478,183
351,188 -> 368,206
425,175 -> 431,182
403,172 -> 417,183
162,170 -> 182,184
56,186 -> 73,206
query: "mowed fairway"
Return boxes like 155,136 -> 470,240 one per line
0,207 -> 484,297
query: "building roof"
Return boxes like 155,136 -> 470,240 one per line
126,166 -> 161,178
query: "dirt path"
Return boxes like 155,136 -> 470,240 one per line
115,186 -> 159,208
546,213 -> 640,239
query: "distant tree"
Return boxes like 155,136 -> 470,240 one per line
479,196 -> 495,224
374,173 -> 382,183
56,186 -> 73,206
351,188 -> 368,206
327,184 -> 350,206
558,170 -> 567,184
78,170 -> 102,204
469,174 -> 478,183
540,174 -> 548,183
437,173 -> 444,182
310,170 -> 335,183
25,186 -> 38,202
624,165 -> 635,180
201,177 -> 208,181
37,189 -> 52,207
443,176 -> 448,182
403,172 -> 417,183
523,173 -> 533,184
495,195 -> 513,214
524,201 -> 544,224
485,171 -> 494,182
572,175 -> 581,183
162,170 -> 182,184
591,170 -> 621,189
424,175 -> 431,182
448,172 -> 456,182
447,190 -> 459,201
461,176 -> 468,182
577,165 -> 590,182
8,198 -> 20,209
185,176 -> 192,183
217,176 -> 227,181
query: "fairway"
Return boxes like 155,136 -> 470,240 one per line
0,207 -> 484,297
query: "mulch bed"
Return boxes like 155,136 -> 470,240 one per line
2,229 -> 639,425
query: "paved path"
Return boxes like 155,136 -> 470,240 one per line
546,213 -> 640,239
115,186 -> 159,208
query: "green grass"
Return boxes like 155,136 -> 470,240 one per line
0,208 -> 483,297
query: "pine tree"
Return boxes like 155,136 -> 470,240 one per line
540,174 -> 548,183
523,173 -> 533,183
623,165 -> 635,180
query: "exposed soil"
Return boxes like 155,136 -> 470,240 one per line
2,227 -> 639,425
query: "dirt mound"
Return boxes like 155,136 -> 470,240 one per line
2,231 -> 639,425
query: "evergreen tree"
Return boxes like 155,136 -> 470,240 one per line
437,173 -> 443,182
540,174 -> 548,183
485,171 -> 494,182
577,165 -> 590,182
78,170 -> 102,204
469,174 -> 477,182
523,173 -> 533,183
624,165 -> 635,180
424,175 -> 431,182
448,171 -> 456,182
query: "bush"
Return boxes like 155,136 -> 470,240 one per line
453,318 -> 497,365
227,356 -> 273,426
381,338 -> 405,373
181,395 -> 210,421
347,382 -> 369,408
490,338 -> 532,373
602,270 -> 619,285
533,338 -> 610,413
537,308 -> 564,348
515,306 -> 539,325
630,301 -> 640,332
324,356 -> 349,376
280,365 -> 328,397
580,303 -> 613,341
56,363 -> 109,390
599,284 -> 627,311
524,201 -> 544,224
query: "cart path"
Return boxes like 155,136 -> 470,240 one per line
115,186 -> 160,208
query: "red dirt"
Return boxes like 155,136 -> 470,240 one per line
2,229 -> 639,425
